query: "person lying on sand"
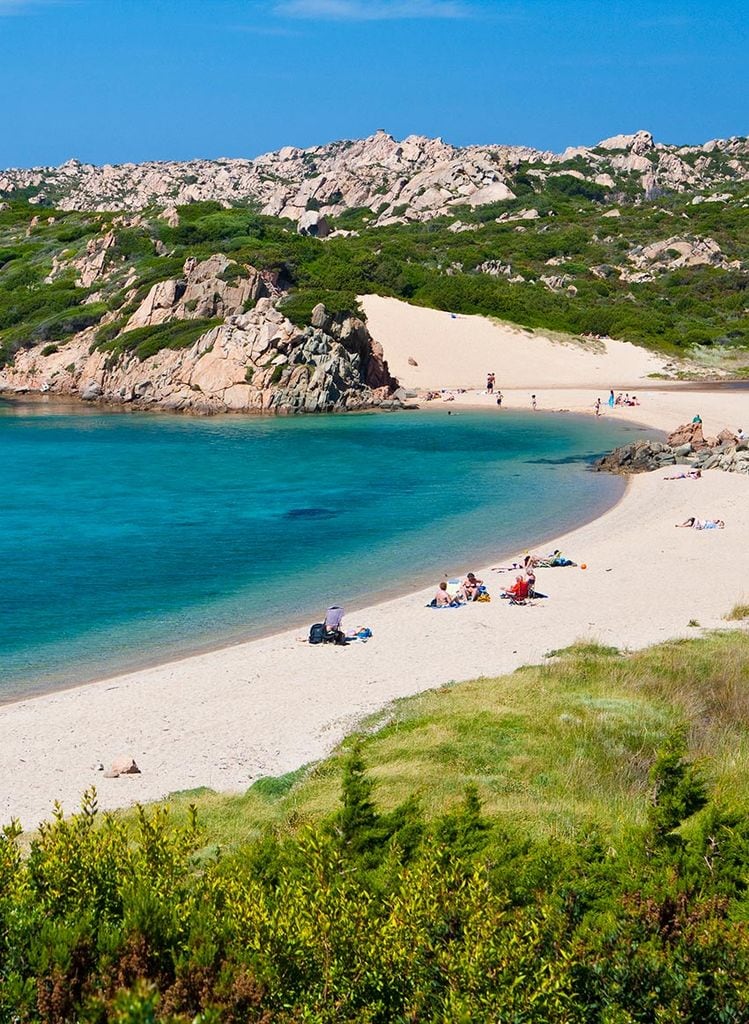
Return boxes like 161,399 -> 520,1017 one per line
676,517 -> 725,530
665,469 -> 702,480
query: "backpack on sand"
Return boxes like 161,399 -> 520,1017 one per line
309,622 -> 326,645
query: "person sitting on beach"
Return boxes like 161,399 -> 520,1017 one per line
458,572 -> 483,602
676,517 -> 725,530
665,469 -> 702,480
736,427 -> 746,442
692,414 -> 702,425
523,559 -> 537,596
502,576 -> 530,601
323,605 -> 346,643
434,581 -> 453,606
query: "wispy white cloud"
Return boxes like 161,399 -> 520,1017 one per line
273,0 -> 472,20
0,0 -> 71,14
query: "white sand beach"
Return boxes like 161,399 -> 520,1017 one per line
2,300 -> 748,828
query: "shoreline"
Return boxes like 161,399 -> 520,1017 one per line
3,420 -> 748,827
3,298 -> 749,828
0,463 -> 627,708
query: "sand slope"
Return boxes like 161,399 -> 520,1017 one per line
362,294 -> 668,390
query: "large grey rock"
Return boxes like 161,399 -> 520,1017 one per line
79,381 -> 103,401
297,211 -> 331,237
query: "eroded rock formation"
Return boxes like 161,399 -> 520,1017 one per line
0,255 -> 398,414
2,129 -> 748,227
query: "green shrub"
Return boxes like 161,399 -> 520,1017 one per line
40,343 -> 59,356
96,318 -> 221,362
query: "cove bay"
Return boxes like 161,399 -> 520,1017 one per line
0,400 -> 638,699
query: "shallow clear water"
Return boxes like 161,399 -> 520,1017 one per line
0,399 -> 643,699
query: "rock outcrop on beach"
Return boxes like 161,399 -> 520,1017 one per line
2,128 -> 749,227
0,253 -> 398,414
596,423 -> 749,475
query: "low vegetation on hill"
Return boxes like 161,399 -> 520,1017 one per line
3,631 -> 749,1021
1,166 -> 748,374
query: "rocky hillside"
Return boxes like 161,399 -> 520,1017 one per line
0,243 -> 396,414
1,133 -> 748,413
2,129 -> 748,230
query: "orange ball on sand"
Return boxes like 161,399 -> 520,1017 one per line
581,563 -> 587,570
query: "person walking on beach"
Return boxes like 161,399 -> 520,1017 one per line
496,390 -> 503,408
608,389 -> 615,409
487,372 -> 495,394
531,394 -> 537,411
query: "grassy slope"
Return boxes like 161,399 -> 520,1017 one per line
147,629 -> 749,852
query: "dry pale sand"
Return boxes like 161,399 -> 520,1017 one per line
2,302 -> 748,828
362,294 -> 668,390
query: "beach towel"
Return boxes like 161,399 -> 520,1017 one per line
346,627 -> 373,641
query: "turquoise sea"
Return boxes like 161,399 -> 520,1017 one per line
0,399 -> 643,700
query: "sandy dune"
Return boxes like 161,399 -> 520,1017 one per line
1,299 -> 748,828
362,294 -> 668,390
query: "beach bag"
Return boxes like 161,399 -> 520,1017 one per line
309,623 -> 326,645
476,591 -> 491,602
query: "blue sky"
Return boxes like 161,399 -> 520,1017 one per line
0,0 -> 746,167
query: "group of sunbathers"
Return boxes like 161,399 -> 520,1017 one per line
432,572 -> 486,606
431,551 -> 549,608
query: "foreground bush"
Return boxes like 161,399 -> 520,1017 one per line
2,733 -> 749,1023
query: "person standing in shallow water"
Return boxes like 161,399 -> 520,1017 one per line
531,394 -> 537,411
496,391 -> 503,408
608,389 -> 615,408
595,398 -> 601,417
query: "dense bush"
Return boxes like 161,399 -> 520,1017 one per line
3,730 -> 749,1022
95,318 -> 222,362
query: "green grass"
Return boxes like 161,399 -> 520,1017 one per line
95,317 -> 221,361
144,630 -> 749,852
